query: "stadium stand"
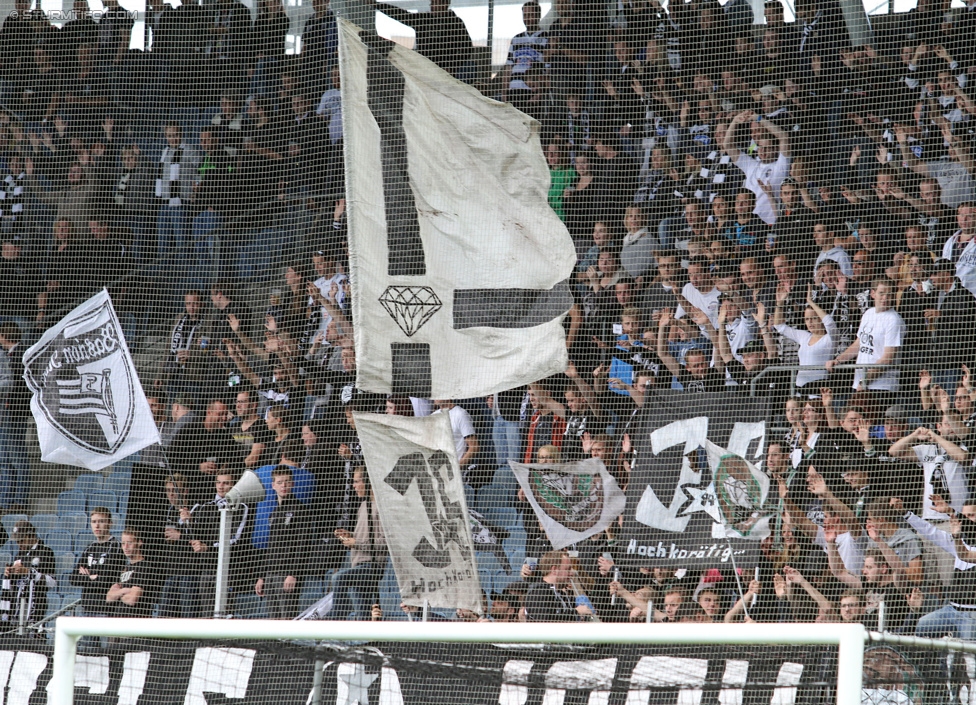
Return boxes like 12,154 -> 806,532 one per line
0,0 -> 974,676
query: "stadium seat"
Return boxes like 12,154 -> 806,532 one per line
490,466 -> 519,495
58,513 -> 90,535
60,587 -> 83,608
104,471 -> 132,496
73,474 -> 103,497
299,578 -> 328,612
30,514 -> 59,539
475,482 -> 512,513
492,572 -> 520,595
484,507 -> 519,531
46,531 -> 74,554
378,560 -> 407,622
110,455 -> 135,474
658,215 -> 686,250
475,550 -> 509,589
57,491 -> 87,516
503,526 -> 527,569
74,531 -> 93,553
1,514 -> 28,537
54,551 -> 77,578
54,593 -> 81,619
43,593 -> 63,620
233,594 -> 267,620
88,490 -> 118,514
116,493 -> 129,518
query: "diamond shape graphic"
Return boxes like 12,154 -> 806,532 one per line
379,285 -> 443,337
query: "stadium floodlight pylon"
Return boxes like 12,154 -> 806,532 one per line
51,618 -> 867,705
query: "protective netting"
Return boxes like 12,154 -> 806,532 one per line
3,637 -> 851,703
0,0 -> 976,697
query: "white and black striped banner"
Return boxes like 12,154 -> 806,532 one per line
0,638 -> 925,705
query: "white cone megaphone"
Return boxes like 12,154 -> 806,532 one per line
224,470 -> 267,507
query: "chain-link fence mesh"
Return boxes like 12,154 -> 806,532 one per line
1,0 -> 976,698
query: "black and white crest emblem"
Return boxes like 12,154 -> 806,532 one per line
23,298 -> 135,455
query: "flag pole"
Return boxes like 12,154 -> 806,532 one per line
725,531 -> 749,620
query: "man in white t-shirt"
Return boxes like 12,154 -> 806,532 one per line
940,201 -> 976,297
812,218 -> 853,279
433,399 -> 479,469
310,249 -> 348,337
827,278 -> 905,397
675,255 -> 721,329
722,109 -> 792,225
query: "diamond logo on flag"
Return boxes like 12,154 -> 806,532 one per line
379,285 -> 443,337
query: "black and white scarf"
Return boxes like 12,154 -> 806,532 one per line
114,171 -> 131,206
170,313 -> 201,358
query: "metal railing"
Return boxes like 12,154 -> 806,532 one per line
749,363 -> 896,398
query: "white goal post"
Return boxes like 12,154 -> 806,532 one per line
51,618 -> 867,705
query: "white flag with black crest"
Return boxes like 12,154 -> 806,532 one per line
22,289 -> 160,470
339,18 -> 576,400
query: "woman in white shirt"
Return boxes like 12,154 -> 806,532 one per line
773,284 -> 838,391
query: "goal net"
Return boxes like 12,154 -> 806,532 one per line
44,620 -> 866,705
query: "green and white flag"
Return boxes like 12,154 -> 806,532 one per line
509,458 -> 627,550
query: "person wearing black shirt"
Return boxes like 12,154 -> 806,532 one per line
255,466 -> 310,619
167,398 -> 243,503
0,235 -> 42,324
19,44 -> 60,126
40,219 -> 90,318
657,308 -> 726,392
377,0 -> 474,81
591,134 -> 640,228
489,386 -> 526,467
156,290 -> 208,399
640,250 -> 683,325
717,300 -> 780,393
2,521 -> 55,627
299,0 -> 338,95
561,365 -> 604,461
190,471 -> 255,610
107,529 -> 159,618
0,324 -> 31,513
896,496 -> 976,682
927,260 -> 976,375
229,386 -> 274,469
158,472 -> 207,618
69,508 -> 126,617
209,280 -> 248,352
331,466 -> 387,620
524,550 -> 581,622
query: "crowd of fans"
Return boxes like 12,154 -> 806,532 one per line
1,0 -> 976,668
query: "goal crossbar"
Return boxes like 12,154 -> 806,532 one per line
52,618 -> 867,705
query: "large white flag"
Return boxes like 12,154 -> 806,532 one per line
510,458 -> 627,551
22,289 -> 161,470
354,412 -> 483,613
339,19 -> 576,400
